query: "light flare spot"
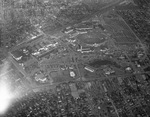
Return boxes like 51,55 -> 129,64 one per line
0,81 -> 13,114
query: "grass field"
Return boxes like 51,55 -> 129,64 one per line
77,30 -> 106,44
103,13 -> 138,44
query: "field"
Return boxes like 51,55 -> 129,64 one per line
77,30 -> 106,44
103,13 -> 139,44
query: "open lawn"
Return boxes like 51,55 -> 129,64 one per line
77,30 -> 106,44
103,13 -> 138,44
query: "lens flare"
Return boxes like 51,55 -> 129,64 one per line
0,81 -> 13,114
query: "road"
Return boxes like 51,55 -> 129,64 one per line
118,15 -> 148,59
30,70 -> 150,91
11,0 -> 123,52
43,0 -> 124,35
8,0 -> 127,91
29,0 -> 126,90
8,54 -> 33,82
0,69 -> 13,78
